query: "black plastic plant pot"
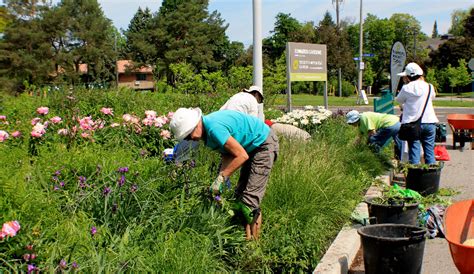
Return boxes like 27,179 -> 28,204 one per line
406,166 -> 442,196
365,197 -> 419,225
358,224 -> 428,274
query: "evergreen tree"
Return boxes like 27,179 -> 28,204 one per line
123,7 -> 155,64
151,0 -> 229,82
432,20 -> 438,38
48,0 -> 117,84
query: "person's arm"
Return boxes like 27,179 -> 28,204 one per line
219,136 -> 249,177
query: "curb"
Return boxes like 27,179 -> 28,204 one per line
313,174 -> 390,274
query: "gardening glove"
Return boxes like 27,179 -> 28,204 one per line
230,201 -> 254,224
210,174 -> 228,195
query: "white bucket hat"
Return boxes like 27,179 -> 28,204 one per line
346,110 -> 361,124
170,108 -> 202,141
243,85 -> 263,98
397,63 -> 423,77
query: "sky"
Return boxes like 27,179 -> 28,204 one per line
60,0 -> 473,46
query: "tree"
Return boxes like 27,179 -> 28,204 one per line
432,20 -> 438,38
455,59 -> 472,92
151,0 -> 229,83
389,13 -> 425,61
123,7 -> 155,64
448,9 -> 469,36
263,13 -> 303,62
47,0 -> 117,84
464,7 -> 474,38
316,11 -> 355,82
0,2 -> 53,92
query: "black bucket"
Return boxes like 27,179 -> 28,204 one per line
365,197 -> 419,225
406,166 -> 442,196
358,224 -> 427,274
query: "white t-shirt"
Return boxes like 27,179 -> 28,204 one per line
220,92 -> 264,121
396,80 -> 439,124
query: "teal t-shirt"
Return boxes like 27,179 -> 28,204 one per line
359,112 -> 400,134
202,110 -> 270,153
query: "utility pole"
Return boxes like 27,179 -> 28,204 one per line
358,0 -> 364,98
253,0 -> 264,120
252,0 -> 263,93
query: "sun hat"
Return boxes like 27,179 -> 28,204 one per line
397,63 -> 423,77
243,85 -> 263,99
346,110 -> 361,124
170,108 -> 202,141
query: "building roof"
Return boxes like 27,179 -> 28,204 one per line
117,60 -> 153,74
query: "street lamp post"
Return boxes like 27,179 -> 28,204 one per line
357,0 -> 363,99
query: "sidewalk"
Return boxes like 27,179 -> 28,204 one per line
422,135 -> 474,274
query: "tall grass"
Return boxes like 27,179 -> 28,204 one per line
0,90 -> 388,272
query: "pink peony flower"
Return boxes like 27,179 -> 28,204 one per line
12,131 -> 21,138
0,115 -> 6,121
81,132 -> 90,138
167,112 -> 174,119
0,130 -> 9,142
31,118 -> 41,126
160,130 -> 171,140
36,107 -> 49,115
142,117 -> 154,126
79,117 -> 95,131
50,116 -> 62,124
122,114 -> 132,123
31,123 -> 46,138
100,107 -> 113,116
110,123 -> 120,128
57,128 -> 69,136
0,220 -> 21,239
145,110 -> 156,119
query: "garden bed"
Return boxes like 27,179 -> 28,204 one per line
0,89 -> 389,272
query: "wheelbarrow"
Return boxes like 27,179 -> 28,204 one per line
447,114 -> 474,149
444,199 -> 474,274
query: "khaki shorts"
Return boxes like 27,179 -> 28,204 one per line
236,130 -> 279,210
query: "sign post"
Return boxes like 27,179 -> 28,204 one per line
286,42 -> 327,111
390,41 -> 407,95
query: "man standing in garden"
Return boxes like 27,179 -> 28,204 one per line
346,110 -> 402,156
170,107 -> 279,240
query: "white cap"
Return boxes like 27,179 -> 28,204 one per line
346,110 -> 360,124
397,63 -> 423,77
169,108 -> 202,141
243,85 -> 263,98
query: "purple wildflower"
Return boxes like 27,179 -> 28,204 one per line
117,175 -> 126,187
59,259 -> 67,269
27,264 -> 38,273
90,226 -> 97,236
190,160 -> 196,168
54,170 -> 61,176
130,184 -> 138,193
52,175 -> 59,181
71,262 -> 78,269
103,187 -> 111,196
60,181 -> 65,187
53,185 -> 60,191
118,167 -> 129,173
214,195 -> 221,202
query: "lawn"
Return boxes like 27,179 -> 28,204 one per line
0,88 -> 390,272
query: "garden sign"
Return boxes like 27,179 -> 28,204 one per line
286,42 -> 327,111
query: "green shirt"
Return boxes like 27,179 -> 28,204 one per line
202,110 -> 270,153
359,112 -> 399,134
